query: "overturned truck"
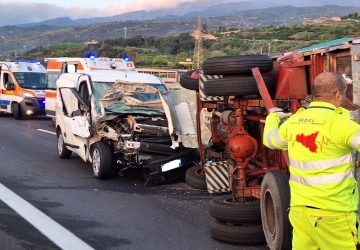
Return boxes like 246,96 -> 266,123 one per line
180,38 -> 360,248
56,70 -> 198,183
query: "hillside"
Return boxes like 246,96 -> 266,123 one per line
18,19 -> 360,68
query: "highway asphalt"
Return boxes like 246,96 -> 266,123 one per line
0,116 -> 266,250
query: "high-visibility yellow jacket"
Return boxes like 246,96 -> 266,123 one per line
263,101 -> 360,212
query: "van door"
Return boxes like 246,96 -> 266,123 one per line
58,87 -> 91,161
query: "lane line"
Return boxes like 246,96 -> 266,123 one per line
0,183 -> 94,250
37,129 -> 56,135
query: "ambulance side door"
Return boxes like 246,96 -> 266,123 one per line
0,70 -> 16,114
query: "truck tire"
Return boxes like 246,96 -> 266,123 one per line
209,196 -> 261,223
203,55 -> 273,75
210,219 -> 265,245
92,142 -> 113,179
12,102 -> 21,120
260,171 -> 292,250
57,130 -> 72,159
203,76 -> 274,97
179,70 -> 199,91
185,166 -> 207,190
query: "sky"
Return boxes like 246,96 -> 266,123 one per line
0,0 -> 199,25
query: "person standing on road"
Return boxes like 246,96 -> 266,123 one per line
263,72 -> 360,249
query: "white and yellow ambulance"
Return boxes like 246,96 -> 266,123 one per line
0,61 -> 47,119
44,57 -> 135,118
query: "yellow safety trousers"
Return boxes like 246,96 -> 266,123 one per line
290,206 -> 359,250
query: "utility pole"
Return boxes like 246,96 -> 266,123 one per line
268,42 -> 271,56
193,17 -> 204,69
124,26 -> 128,39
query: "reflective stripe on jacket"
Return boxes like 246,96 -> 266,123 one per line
263,101 -> 360,212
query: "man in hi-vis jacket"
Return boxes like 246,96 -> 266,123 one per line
263,72 -> 360,249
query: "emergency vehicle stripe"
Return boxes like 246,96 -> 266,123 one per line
267,129 -> 287,149
290,169 -> 354,186
350,132 -> 360,151
0,100 -> 10,105
290,153 -> 353,171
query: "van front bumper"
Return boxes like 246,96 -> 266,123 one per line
19,97 -> 46,116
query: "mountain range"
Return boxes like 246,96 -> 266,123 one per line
16,1 -> 360,27
0,3 -> 358,57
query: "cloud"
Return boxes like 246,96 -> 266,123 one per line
101,0 -> 198,16
0,0 -> 204,25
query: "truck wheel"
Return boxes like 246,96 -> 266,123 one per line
210,219 -> 265,245
260,171 -> 292,250
203,55 -> 273,75
92,142 -> 112,179
185,166 -> 207,190
12,102 -> 21,120
203,76 -> 274,97
179,70 -> 199,91
57,130 -> 71,159
209,196 -> 261,223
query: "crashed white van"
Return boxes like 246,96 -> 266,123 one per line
55,70 -> 197,182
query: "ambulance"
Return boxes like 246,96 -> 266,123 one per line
45,57 -> 135,118
0,61 -> 47,119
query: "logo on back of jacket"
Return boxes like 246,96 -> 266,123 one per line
290,118 -> 332,153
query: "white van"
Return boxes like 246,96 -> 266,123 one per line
55,70 -> 196,181
0,61 -> 47,119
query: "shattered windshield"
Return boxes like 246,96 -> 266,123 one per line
93,82 -> 166,101
93,81 -> 166,116
14,72 -> 47,90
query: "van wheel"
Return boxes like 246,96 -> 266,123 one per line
57,130 -> 71,159
12,103 -> 21,120
92,142 -> 112,179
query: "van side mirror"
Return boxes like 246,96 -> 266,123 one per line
5,83 -> 14,90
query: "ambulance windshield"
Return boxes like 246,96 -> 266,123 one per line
14,72 -> 47,90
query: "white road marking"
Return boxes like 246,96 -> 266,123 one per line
0,183 -> 94,250
37,129 -> 56,135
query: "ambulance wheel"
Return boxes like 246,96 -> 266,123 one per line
210,219 -> 265,245
260,171 -> 292,250
185,166 -> 207,190
203,55 -> 273,75
57,130 -> 71,159
203,76 -> 274,97
92,142 -> 112,179
209,196 -> 261,223
12,102 -> 21,120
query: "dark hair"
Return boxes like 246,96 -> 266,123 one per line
312,72 -> 347,101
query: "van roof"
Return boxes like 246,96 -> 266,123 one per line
0,61 -> 47,73
45,57 -> 135,71
57,70 -> 163,88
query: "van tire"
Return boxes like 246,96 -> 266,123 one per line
12,102 -> 21,120
92,142 -> 112,179
57,130 -> 72,159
